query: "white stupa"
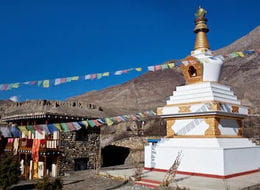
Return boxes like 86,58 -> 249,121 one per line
144,7 -> 260,179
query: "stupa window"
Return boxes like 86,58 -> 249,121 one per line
188,66 -> 197,77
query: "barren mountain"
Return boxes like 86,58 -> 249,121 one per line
70,26 -> 260,117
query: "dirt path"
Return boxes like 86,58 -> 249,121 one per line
62,170 -> 150,190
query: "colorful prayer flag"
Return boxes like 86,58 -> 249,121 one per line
47,124 -> 59,133
18,126 -> 28,136
87,120 -> 96,127
85,74 -> 91,80
72,122 -> 82,130
90,74 -> 97,80
67,123 -> 76,131
72,76 -> 79,80
26,125 -> 35,134
66,77 -> 73,82
54,79 -> 62,85
41,124 -> 50,135
43,80 -> 50,88
105,118 -> 113,126
236,52 -> 244,57
102,72 -> 110,77
229,52 -> 239,58
114,70 -> 123,75
148,66 -> 155,71
54,123 -> 62,131
181,61 -> 189,66
61,123 -> 70,132
93,120 -> 102,126
37,81 -> 43,87
135,68 -> 142,72
243,50 -> 255,55
11,83 -> 20,88
80,121 -> 89,128
168,63 -> 175,69
97,73 -> 103,79
34,125 -> 43,134
161,64 -> 168,70
154,65 -> 162,71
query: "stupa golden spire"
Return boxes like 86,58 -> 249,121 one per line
193,6 -> 210,52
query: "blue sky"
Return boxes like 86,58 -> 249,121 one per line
0,0 -> 259,101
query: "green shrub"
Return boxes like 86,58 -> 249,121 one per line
36,176 -> 63,190
0,153 -> 21,190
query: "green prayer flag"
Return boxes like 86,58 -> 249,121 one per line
87,120 -> 96,127
229,52 -> 239,58
37,81 -> 43,86
97,73 -> 102,79
66,77 -> 73,82
61,123 -> 70,132
26,125 -> 35,134
161,64 -> 168,70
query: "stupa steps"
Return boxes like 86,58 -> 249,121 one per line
167,96 -> 240,105
176,82 -> 231,91
172,87 -> 234,96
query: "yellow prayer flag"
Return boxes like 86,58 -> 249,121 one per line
72,76 -> 79,80
18,126 -> 28,136
43,80 -> 50,88
236,52 -> 244,57
168,63 -> 175,69
105,118 -> 113,126
54,123 -> 62,131
102,72 -> 110,77
81,120 -> 89,127
135,68 -> 142,72
12,83 -> 20,88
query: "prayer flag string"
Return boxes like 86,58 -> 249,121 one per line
0,49 -> 259,91
0,110 -> 157,138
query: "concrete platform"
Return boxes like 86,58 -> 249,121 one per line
100,168 -> 260,189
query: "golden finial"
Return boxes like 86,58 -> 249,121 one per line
193,6 -> 210,52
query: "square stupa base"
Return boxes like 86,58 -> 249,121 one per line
144,138 -> 260,178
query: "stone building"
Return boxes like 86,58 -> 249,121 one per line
1,100 -> 105,179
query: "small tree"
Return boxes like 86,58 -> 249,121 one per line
0,153 -> 21,190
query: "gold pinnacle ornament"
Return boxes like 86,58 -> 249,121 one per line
194,6 -> 210,52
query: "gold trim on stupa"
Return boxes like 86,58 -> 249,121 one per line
193,6 -> 210,52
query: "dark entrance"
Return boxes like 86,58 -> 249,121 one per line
74,157 -> 89,171
102,145 -> 130,167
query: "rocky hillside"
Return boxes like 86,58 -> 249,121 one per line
70,26 -> 260,117
70,68 -> 185,116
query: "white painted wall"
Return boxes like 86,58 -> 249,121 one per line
172,119 -> 209,135
218,119 -> 239,135
144,138 -> 260,176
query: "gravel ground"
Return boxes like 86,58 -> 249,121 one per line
62,170 -> 151,190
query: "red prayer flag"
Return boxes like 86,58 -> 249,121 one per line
155,65 -> 162,71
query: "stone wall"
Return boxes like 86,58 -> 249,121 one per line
59,127 -> 100,175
